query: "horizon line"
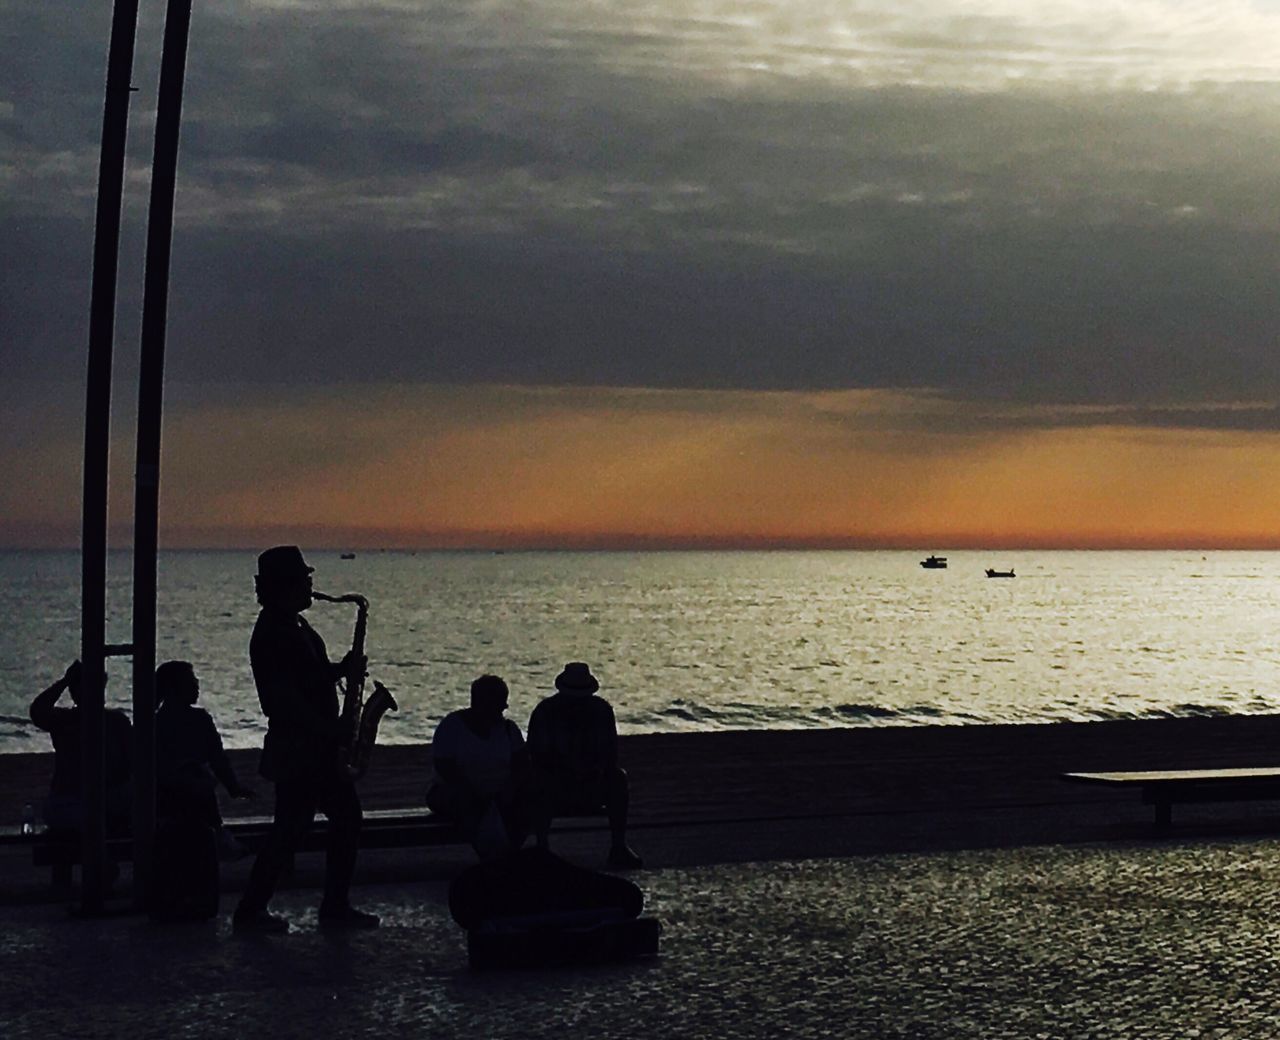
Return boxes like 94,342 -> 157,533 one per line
6,537 -> 1280,553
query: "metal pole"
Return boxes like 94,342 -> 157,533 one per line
132,0 -> 194,913
82,0 -> 142,917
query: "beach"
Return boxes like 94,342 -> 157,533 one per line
4,716 -> 1280,1037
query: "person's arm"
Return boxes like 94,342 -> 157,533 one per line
204,713 -> 254,798
509,723 -> 533,783
598,700 -> 619,772
106,711 -> 133,783
30,661 -> 79,731
431,715 -> 465,787
591,696 -> 622,773
329,650 -> 368,687
525,704 -> 555,770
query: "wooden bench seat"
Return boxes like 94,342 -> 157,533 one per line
27,811 -> 464,866
20,806 -> 609,884
1062,767 -> 1280,829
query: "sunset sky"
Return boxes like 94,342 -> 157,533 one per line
6,0 -> 1280,548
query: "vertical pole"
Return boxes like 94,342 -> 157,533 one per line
132,0 -> 195,913
82,0 -> 142,916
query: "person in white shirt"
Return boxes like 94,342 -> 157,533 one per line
427,675 -> 532,859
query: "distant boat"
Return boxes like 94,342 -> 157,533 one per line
920,555 -> 947,569
985,568 -> 1015,578
340,552 -> 356,560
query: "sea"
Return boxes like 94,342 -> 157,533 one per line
3,549 -> 1279,755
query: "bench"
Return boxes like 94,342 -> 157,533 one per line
14,810 -> 465,887
1062,767 -> 1280,830
15,807 -> 610,886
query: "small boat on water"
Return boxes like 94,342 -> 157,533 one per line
340,552 -> 356,560
985,568 -> 1015,578
920,555 -> 947,569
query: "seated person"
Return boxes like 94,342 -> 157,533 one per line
155,660 -> 254,838
527,662 -> 642,869
427,674 -> 532,859
29,660 -> 132,835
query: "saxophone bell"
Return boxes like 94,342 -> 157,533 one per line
350,681 -> 398,778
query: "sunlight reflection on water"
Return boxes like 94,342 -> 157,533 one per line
3,549 -> 1280,752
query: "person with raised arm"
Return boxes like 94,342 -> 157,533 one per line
29,659 -> 132,836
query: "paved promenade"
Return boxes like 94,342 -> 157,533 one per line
5,837 -> 1280,1038
7,717 -> 1280,1037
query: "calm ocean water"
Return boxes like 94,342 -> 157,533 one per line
2,549 -> 1279,754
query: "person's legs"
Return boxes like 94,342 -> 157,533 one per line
428,781 -> 488,840
603,768 -> 642,869
531,768 -> 556,850
158,780 -> 222,831
496,778 -> 535,852
314,772 -> 377,927
188,778 -> 224,830
235,780 -> 315,927
536,770 -> 640,867
315,772 -> 361,913
537,771 -> 602,848
603,767 -> 630,845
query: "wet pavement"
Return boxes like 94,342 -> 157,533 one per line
5,836 -> 1280,1039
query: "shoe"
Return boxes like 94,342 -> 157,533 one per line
607,844 -> 643,870
318,904 -> 381,930
233,909 -> 290,934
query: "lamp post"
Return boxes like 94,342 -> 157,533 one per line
132,0 -> 196,912
81,0 -> 143,916
82,0 -> 196,913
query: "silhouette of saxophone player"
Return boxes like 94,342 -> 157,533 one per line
233,546 -> 379,933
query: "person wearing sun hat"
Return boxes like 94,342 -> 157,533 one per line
527,661 -> 642,869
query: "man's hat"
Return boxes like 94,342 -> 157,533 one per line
256,545 -> 314,581
555,661 -> 599,694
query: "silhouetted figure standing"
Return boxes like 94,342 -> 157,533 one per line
233,546 -> 379,932
151,660 -> 251,921
427,675 -> 533,859
29,660 -> 132,834
155,660 -> 254,835
528,662 -> 641,869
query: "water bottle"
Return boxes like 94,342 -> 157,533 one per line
21,803 -> 35,836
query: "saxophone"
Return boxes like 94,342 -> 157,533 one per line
311,591 -> 398,779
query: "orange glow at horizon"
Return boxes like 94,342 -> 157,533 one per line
4,384 -> 1280,550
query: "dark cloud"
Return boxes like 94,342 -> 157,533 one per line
835,396 -> 1280,436
7,0 -> 1280,409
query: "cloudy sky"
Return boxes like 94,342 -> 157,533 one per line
5,0 -> 1280,547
